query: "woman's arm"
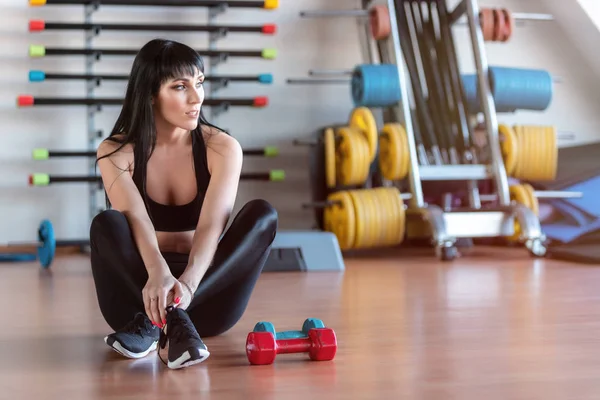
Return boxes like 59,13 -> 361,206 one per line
97,138 -> 184,326
96,139 -> 168,274
179,131 -> 243,292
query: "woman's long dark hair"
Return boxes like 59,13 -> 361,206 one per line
96,38 -> 223,210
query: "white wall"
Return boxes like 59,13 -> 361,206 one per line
576,0 -> 600,30
0,0 -> 599,243
545,0 -> 600,83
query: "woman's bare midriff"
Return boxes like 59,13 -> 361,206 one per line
156,230 -> 195,254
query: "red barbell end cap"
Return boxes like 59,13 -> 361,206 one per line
28,174 -> 34,185
18,95 -> 34,107
253,96 -> 268,107
262,24 -> 276,34
29,19 -> 45,32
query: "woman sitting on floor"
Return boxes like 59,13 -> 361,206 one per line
90,38 -> 278,370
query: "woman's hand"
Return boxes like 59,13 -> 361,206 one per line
166,278 -> 195,310
143,266 -> 184,328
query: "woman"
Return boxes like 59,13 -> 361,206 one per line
90,38 -> 278,370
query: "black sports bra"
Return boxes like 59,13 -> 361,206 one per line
132,132 -> 210,232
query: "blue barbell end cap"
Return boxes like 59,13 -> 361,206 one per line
258,74 -> 273,84
29,70 -> 46,82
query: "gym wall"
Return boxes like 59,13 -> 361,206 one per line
0,0 -> 599,244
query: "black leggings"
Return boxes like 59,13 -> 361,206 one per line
89,199 -> 278,337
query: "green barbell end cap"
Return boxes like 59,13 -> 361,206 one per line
32,148 -> 49,160
30,173 -> 50,186
269,169 -> 285,181
262,48 -> 277,59
29,44 -> 46,57
264,146 -> 279,157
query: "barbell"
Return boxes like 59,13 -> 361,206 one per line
31,146 -> 279,160
28,170 -> 285,186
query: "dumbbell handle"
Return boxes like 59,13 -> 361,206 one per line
275,337 -> 313,355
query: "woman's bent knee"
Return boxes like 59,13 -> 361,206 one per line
90,209 -> 127,240
89,209 -> 134,259
237,199 -> 278,235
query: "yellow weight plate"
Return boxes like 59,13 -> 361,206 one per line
378,123 -> 400,181
522,183 -> 539,216
369,188 -> 387,247
362,134 -> 372,183
358,190 -> 375,248
324,191 -> 356,250
326,187 -> 407,250
511,124 -> 523,178
336,126 -> 371,187
538,125 -> 557,181
526,125 -> 537,178
335,127 -> 347,185
370,187 -> 392,247
530,125 -> 541,179
378,123 -> 409,181
508,183 -> 532,241
499,124 -> 517,176
387,187 -> 406,245
348,190 -> 367,249
336,127 -> 361,186
356,189 -> 373,249
546,126 -> 558,181
510,124 -> 559,182
365,189 -> 382,248
361,133 -> 372,183
355,132 -> 370,185
353,128 -> 370,185
373,186 -> 403,246
324,128 -> 336,189
349,107 -> 378,163
351,128 -> 366,185
397,124 -> 410,179
378,187 -> 399,246
519,124 -> 533,180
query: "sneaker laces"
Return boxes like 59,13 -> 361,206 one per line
157,306 -> 200,367
120,313 -> 153,337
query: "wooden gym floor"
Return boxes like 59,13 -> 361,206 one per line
1,245 -> 600,399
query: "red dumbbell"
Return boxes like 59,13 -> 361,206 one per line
246,327 -> 337,365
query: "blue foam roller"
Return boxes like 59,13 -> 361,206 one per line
351,64 -> 401,107
29,70 -> 46,82
461,74 -> 480,113
258,73 -> 273,84
490,66 -> 553,112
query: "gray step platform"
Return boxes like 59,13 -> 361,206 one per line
263,230 -> 345,272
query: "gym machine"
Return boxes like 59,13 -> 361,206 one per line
292,0 -> 581,260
